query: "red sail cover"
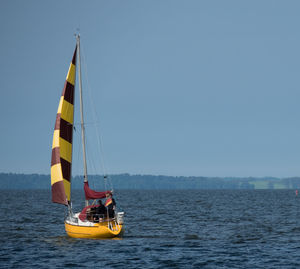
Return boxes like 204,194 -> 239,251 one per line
84,182 -> 111,200
79,205 -> 97,221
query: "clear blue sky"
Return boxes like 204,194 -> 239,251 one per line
1,0 -> 300,177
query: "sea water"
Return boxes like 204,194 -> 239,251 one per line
1,189 -> 300,268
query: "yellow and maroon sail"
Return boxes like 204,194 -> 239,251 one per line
51,46 -> 77,205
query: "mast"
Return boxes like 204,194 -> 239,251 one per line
76,34 -> 89,206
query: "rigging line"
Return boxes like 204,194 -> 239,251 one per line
104,175 -> 108,192
106,174 -> 114,192
81,44 -> 106,173
73,122 -> 101,126
87,143 -> 99,189
83,118 -> 99,180
83,123 -> 108,191
81,43 -> 113,188
104,174 -> 114,192
84,137 -> 97,189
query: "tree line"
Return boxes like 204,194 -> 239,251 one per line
1,173 -> 300,190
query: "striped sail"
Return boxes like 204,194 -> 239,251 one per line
51,46 -> 77,205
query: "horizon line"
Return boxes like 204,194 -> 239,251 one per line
0,172 -> 299,179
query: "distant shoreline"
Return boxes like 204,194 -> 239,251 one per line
0,173 -> 300,190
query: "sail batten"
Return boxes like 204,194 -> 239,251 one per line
51,46 -> 77,205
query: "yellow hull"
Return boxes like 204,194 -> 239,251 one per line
65,221 -> 124,239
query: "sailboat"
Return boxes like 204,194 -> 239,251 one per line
50,34 -> 124,239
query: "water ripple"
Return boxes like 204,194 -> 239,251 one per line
1,189 -> 300,268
